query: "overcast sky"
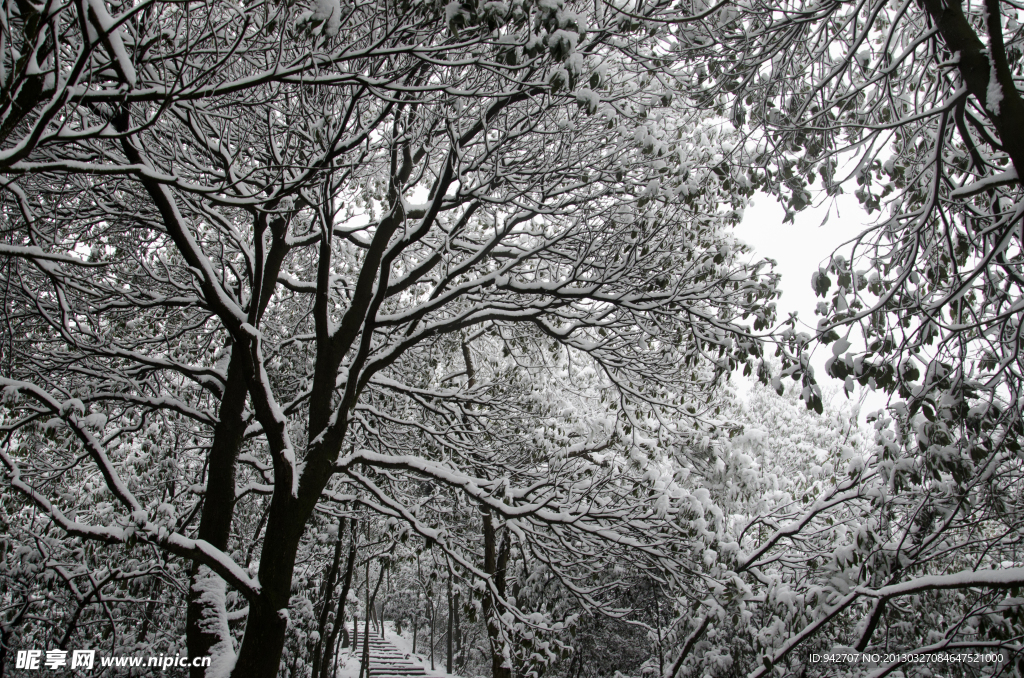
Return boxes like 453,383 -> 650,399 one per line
732,190 -> 889,419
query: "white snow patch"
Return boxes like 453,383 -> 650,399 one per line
192,566 -> 237,678
313,0 -> 341,36
988,56 -> 1004,115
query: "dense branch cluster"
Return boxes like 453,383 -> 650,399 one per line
2,0 -> 1024,677
0,1 -> 776,676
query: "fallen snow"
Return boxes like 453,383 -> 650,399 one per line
332,622 -> 462,678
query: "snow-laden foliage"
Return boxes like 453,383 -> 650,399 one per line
0,1 -> 778,676
5,1 -> 1022,677
648,377 -> 1024,678
664,0 -> 1024,540
637,0 -> 1024,672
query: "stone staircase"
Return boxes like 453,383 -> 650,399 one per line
363,635 -> 428,678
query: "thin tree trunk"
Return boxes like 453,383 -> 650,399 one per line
653,587 -> 663,678
333,626 -> 344,678
312,515 -> 347,678
482,508 -> 512,678
360,609 -> 371,678
370,598 -> 380,636
447,567 -> 454,675
136,597 -> 158,644
360,557 -> 371,678
454,588 -> 462,670
337,618 -> 350,675
321,519 -> 359,678
359,556 -> 387,678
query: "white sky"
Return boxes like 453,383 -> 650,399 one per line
732,190 -> 889,420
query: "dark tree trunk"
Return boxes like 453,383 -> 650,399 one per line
359,558 -> 386,678
186,349 -> 247,678
447,567 -> 454,675
136,597 -> 158,645
359,559 -> 371,678
920,0 -> 1024,180
653,586 -> 664,678
311,516 -> 347,678
321,519 -> 359,678
370,598 -> 380,636
482,508 -> 512,678
230,476 -> 317,678
333,625 -> 345,678
360,610 -> 371,678
230,377 -> 353,677
454,588 -> 462,669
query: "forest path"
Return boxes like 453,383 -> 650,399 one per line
364,634 -> 428,678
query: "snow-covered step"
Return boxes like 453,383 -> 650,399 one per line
360,635 -> 428,678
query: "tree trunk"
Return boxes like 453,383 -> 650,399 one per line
333,627 -> 344,678
446,568 -> 454,675
482,508 -> 512,678
229,368 -> 353,678
653,586 -> 663,678
230,480 -> 314,678
920,0 -> 1024,180
360,610 -> 371,678
454,588 -> 462,669
360,558 -> 371,678
359,557 -> 387,678
321,519 -> 359,678
312,516 -> 347,678
186,349 -> 247,678
370,599 -> 380,636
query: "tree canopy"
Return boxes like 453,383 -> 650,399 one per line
2,0 -> 1024,677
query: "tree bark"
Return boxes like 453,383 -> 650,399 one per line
311,516 -> 347,678
920,0 -> 1024,181
321,518 -> 359,678
430,599 -> 436,671
186,348 -> 247,678
482,508 -> 512,678
230,482 -> 313,677
230,387 -> 354,676
447,568 -> 454,675
454,587 -> 462,669
359,557 -> 387,678
359,558 -> 371,678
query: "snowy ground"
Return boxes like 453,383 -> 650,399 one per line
331,621 -> 461,678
